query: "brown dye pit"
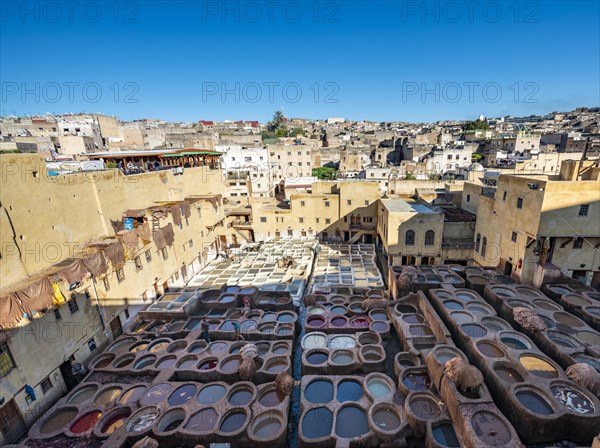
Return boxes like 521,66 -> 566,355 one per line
494,366 -> 523,384
185,408 -> 218,432
373,407 -> 401,431
94,356 -> 115,368
409,396 -> 440,419
396,304 -> 417,313
554,312 -> 585,327
477,342 -> 505,358
519,355 -> 558,379
129,342 -> 148,353
67,385 -> 98,404
41,409 -> 79,434
471,411 -> 511,446
148,342 -> 169,353
101,411 -> 131,434
70,411 -> 103,433
95,387 -> 122,405
577,330 -> 600,344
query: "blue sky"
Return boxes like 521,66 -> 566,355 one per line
1,1 -> 599,122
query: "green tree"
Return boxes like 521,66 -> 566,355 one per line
268,110 -> 286,132
290,128 -> 304,137
472,153 -> 484,162
312,166 -> 337,180
464,119 -> 489,131
275,128 -> 287,138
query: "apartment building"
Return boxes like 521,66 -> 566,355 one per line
0,154 -> 227,443
463,160 -> 600,288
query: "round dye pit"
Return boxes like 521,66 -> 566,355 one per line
126,408 -> 159,432
302,407 -> 332,439
198,359 -> 218,370
467,304 -> 492,316
208,341 -> 228,354
113,354 -> 134,368
409,395 -> 440,420
328,335 -> 356,350
108,337 -> 136,353
119,386 -> 146,405
371,321 -> 389,333
361,345 -> 384,362
251,413 -> 283,439
435,349 -> 461,365
350,317 -> 369,328
372,405 -> 401,432
167,341 -> 187,353
177,356 -> 198,369
456,292 -> 476,301
305,380 -> 334,403
187,342 -> 207,354
259,388 -> 285,407
100,410 -> 131,434
265,358 -> 288,373
156,356 -> 177,368
95,387 -> 122,406
432,422 -> 460,447
477,342 -> 505,358
444,300 -> 464,310
332,351 -> 354,365
219,356 -> 241,374
229,387 -> 254,406
516,390 -> 554,415
198,384 -> 227,404
262,312 -> 278,322
70,411 -> 103,434
157,409 -> 185,432
135,355 -> 156,369
519,355 -> 559,379
272,342 -> 289,355
534,300 -> 561,311
40,408 -> 79,434
67,385 -> 98,404
450,311 -> 474,324
219,411 -> 247,433
462,324 -> 487,338
358,332 -> 380,345
551,384 -> 595,414
307,316 -> 326,328
147,340 -> 170,353
140,384 -> 172,406
395,304 -> 417,314
371,311 -> 388,321
336,406 -> 369,439
330,316 -> 348,327
303,333 -> 327,350
308,307 -> 325,315
306,351 -> 328,365
277,312 -> 295,323
500,334 -> 530,350
330,306 -> 347,315
577,330 -> 600,345
402,314 -> 425,324
554,312 -> 585,327
409,325 -> 433,337
481,317 -> 510,332
471,411 -> 511,446
337,380 -> 363,402
185,408 -> 218,432
169,384 -> 197,406
367,377 -> 392,397
402,372 -> 431,391
494,366 -> 524,384
92,354 -> 115,368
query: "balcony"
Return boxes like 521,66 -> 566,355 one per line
231,220 -> 253,228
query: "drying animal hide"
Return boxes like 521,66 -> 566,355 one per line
240,343 -> 258,360
239,357 -> 257,381
513,307 -> 547,332
132,437 -> 159,448
82,252 -> 107,277
276,256 -> 297,269
275,371 -> 294,396
362,298 -> 388,310
566,363 -> 600,396
443,357 -> 484,393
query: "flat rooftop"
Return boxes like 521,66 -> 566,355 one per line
381,197 -> 438,214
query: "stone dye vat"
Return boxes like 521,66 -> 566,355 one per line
298,374 -> 409,447
388,291 -> 454,357
301,331 -> 386,374
389,265 -> 465,300
483,283 -> 600,371
25,379 -> 291,447
311,244 -> 384,289
542,283 -> 600,331
429,286 -> 600,444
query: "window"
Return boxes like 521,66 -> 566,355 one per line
0,343 -> 16,377
40,377 -> 53,395
447,155 -> 452,160
54,309 -> 61,320
134,256 -> 143,271
573,237 -> 583,249
300,201 -> 305,206
188,239 -> 193,248
162,247 -> 169,260
364,200 -> 369,206
325,218 -> 331,224
405,230 -> 415,246
347,200 -> 352,205
287,151 -> 291,156
475,234 -> 481,252
116,268 -> 125,282
244,156 -> 252,162
502,191 -> 507,201
579,204 -> 590,217
103,276 -> 110,291
145,250 -> 152,262
511,232 -> 517,242
299,218 -> 304,223
68,297 -> 79,314
324,201 -> 330,207
516,198 -> 523,209
316,218 -> 320,223
260,217 -> 267,222
466,194 -> 471,202
425,230 -> 435,246
88,338 -> 97,352
481,237 -> 487,257
124,307 -> 130,320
